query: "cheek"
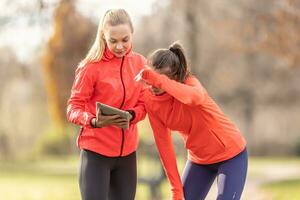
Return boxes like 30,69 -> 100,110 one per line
106,42 -> 115,51
123,41 -> 131,49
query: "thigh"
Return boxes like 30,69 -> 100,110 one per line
182,160 -> 217,200
79,149 -> 111,200
217,149 -> 248,200
109,152 -> 137,200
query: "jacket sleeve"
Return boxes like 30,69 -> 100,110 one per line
129,56 -> 147,124
148,112 -> 184,200
129,86 -> 147,124
142,69 -> 207,106
66,65 -> 96,128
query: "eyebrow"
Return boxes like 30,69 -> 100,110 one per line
110,36 -> 129,41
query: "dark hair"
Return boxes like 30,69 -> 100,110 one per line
149,42 -> 190,82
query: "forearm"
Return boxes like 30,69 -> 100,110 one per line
142,69 -> 206,106
129,86 -> 147,124
157,140 -> 184,200
148,114 -> 184,199
129,104 -> 146,124
66,103 -> 95,128
67,65 -> 96,127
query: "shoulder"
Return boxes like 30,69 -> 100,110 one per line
184,74 -> 207,89
75,62 -> 100,76
131,52 -> 146,63
131,52 -> 146,59
126,52 -> 146,71
85,62 -> 100,69
184,74 -> 200,84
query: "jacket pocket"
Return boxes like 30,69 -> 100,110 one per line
76,127 -> 84,147
211,130 -> 226,148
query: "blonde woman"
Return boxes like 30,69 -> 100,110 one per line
67,9 -> 146,200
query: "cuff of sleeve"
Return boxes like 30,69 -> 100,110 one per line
127,110 -> 136,122
84,114 -> 95,128
172,191 -> 184,200
171,187 -> 184,200
128,108 -> 141,124
141,68 -> 161,87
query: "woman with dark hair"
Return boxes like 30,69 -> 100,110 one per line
136,42 -> 248,200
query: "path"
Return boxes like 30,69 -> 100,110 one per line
205,159 -> 300,200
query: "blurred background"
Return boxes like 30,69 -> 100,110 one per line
0,0 -> 300,199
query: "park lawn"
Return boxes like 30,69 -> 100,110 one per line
0,157 -> 152,200
1,156 -> 300,200
263,179 -> 300,200
0,157 -> 80,200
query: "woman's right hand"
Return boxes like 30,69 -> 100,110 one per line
134,65 -> 152,85
91,106 -> 128,128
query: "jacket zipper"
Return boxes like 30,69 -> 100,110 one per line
119,57 -> 126,156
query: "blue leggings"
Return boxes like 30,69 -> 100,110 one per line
182,149 -> 248,200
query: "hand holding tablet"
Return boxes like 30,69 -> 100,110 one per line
96,102 -> 132,129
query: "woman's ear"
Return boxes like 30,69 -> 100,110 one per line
101,31 -> 106,41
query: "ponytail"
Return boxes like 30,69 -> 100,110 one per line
149,41 -> 190,82
168,42 -> 189,82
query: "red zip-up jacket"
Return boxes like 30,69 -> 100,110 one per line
67,47 -> 146,157
141,69 -> 246,200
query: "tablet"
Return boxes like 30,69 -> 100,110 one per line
96,102 -> 131,129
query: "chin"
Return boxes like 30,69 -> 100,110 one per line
151,88 -> 165,95
114,51 -> 126,57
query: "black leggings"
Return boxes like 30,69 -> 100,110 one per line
79,149 -> 137,200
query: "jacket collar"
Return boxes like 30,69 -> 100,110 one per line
102,45 -> 133,61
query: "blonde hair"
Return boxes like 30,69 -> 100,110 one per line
78,9 -> 134,68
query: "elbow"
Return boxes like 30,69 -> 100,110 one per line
186,100 -> 201,107
66,106 -> 72,123
185,95 -> 204,106
66,105 -> 77,123
186,89 -> 206,106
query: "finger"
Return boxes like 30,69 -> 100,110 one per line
144,65 -> 152,70
134,69 -> 144,81
114,122 -> 129,128
111,118 -> 128,124
115,121 -> 128,126
102,114 -> 121,120
134,74 -> 142,82
97,105 -> 102,119
135,75 -> 148,85
140,79 -> 148,85
112,118 -> 128,123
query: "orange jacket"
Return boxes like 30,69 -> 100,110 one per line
67,47 -> 146,157
141,69 -> 246,200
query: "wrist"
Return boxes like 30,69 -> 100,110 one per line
142,68 -> 162,88
127,110 -> 136,122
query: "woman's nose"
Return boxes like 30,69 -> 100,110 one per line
116,43 -> 123,49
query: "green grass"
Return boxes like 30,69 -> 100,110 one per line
250,156 -> 300,164
263,179 -> 300,200
0,157 -> 79,200
1,156 -> 300,200
0,157 -> 169,200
